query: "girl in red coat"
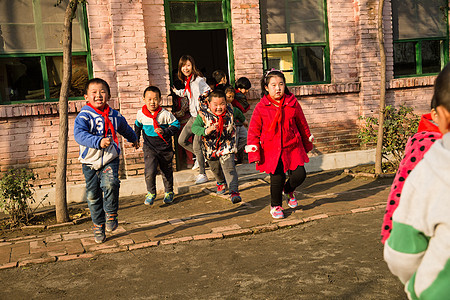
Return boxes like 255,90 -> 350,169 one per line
247,70 -> 314,219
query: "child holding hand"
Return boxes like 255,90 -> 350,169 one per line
74,78 -> 138,244
192,90 -> 241,204
247,70 -> 313,219
135,86 -> 180,206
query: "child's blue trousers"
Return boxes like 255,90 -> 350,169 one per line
82,158 -> 120,225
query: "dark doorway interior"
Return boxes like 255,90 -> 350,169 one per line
169,29 -> 229,82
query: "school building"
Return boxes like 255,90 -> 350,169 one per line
0,0 -> 447,203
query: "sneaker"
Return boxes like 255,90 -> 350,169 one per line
195,173 -> 208,184
216,182 -> 227,195
93,224 -> 106,244
144,193 -> 156,205
283,191 -> 298,208
163,192 -> 175,204
192,159 -> 199,170
230,192 -> 242,204
105,213 -> 118,232
270,206 -> 284,219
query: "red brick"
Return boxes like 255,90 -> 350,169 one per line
128,241 -> 159,250
57,253 -> 94,262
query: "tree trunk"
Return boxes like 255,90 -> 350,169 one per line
55,0 -> 79,223
375,0 -> 386,175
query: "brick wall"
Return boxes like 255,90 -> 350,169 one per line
0,0 -> 444,189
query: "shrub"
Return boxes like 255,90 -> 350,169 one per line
358,105 -> 420,170
0,168 -> 36,226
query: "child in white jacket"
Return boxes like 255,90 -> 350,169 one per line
384,63 -> 450,299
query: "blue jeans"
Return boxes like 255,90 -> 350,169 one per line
82,158 -> 120,225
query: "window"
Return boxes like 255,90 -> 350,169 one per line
169,0 -> 224,24
260,0 -> 330,85
392,0 -> 449,77
0,0 -> 91,104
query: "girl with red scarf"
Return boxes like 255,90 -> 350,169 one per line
172,55 -> 211,184
247,70 -> 314,219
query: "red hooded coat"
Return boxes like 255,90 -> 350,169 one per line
247,93 -> 313,174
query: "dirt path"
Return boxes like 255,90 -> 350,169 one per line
0,209 -> 405,299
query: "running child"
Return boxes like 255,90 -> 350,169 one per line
247,70 -> 313,219
74,78 -> 138,243
191,90 -> 242,204
172,55 -> 211,184
135,86 -> 180,206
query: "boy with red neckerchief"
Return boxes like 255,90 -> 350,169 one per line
74,78 -> 138,244
135,86 -> 180,207
192,90 -> 242,204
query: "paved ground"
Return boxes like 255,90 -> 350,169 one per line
0,209 -> 405,299
0,164 -> 393,270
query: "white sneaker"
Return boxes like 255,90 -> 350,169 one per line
195,173 -> 208,184
192,159 -> 199,170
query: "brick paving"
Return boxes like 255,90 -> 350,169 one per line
0,167 -> 392,269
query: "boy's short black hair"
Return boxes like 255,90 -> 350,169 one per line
212,70 -> 227,84
208,90 -> 226,102
433,63 -> 450,111
143,86 -> 161,98
84,78 -> 111,96
235,77 -> 251,90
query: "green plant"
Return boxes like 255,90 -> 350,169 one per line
0,168 -> 36,226
358,105 -> 420,170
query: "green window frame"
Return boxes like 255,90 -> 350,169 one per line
259,0 -> 330,85
0,0 -> 93,105
164,0 -> 235,82
392,0 -> 449,78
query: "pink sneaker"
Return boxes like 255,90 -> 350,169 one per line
283,191 -> 298,208
270,206 -> 284,219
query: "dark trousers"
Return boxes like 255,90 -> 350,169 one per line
270,158 -> 306,207
143,143 -> 174,195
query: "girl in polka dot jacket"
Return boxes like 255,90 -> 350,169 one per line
384,63 -> 450,299
380,97 -> 442,244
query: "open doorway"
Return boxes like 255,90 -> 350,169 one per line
169,29 -> 231,171
169,29 -> 229,82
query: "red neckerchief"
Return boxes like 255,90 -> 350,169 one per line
142,105 -> 168,145
235,89 -> 240,94
267,94 -> 285,133
184,74 -> 193,99
87,103 -> 118,146
213,111 -> 226,152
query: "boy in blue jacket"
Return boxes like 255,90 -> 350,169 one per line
74,78 -> 138,243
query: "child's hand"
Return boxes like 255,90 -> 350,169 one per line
205,124 -> 217,135
243,120 -> 249,128
132,141 -> 140,149
155,128 -> 163,135
100,137 -> 112,148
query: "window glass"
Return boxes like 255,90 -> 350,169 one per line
0,24 -> 37,52
46,56 -> 89,98
0,0 -> 86,53
198,2 -> 223,22
0,1 -> 34,23
392,0 -> 447,39
298,46 -> 324,82
261,0 -> 286,44
289,0 -> 326,43
0,57 -> 44,102
170,2 -> 196,23
266,47 -> 294,83
394,42 -> 416,76
422,40 -> 442,74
